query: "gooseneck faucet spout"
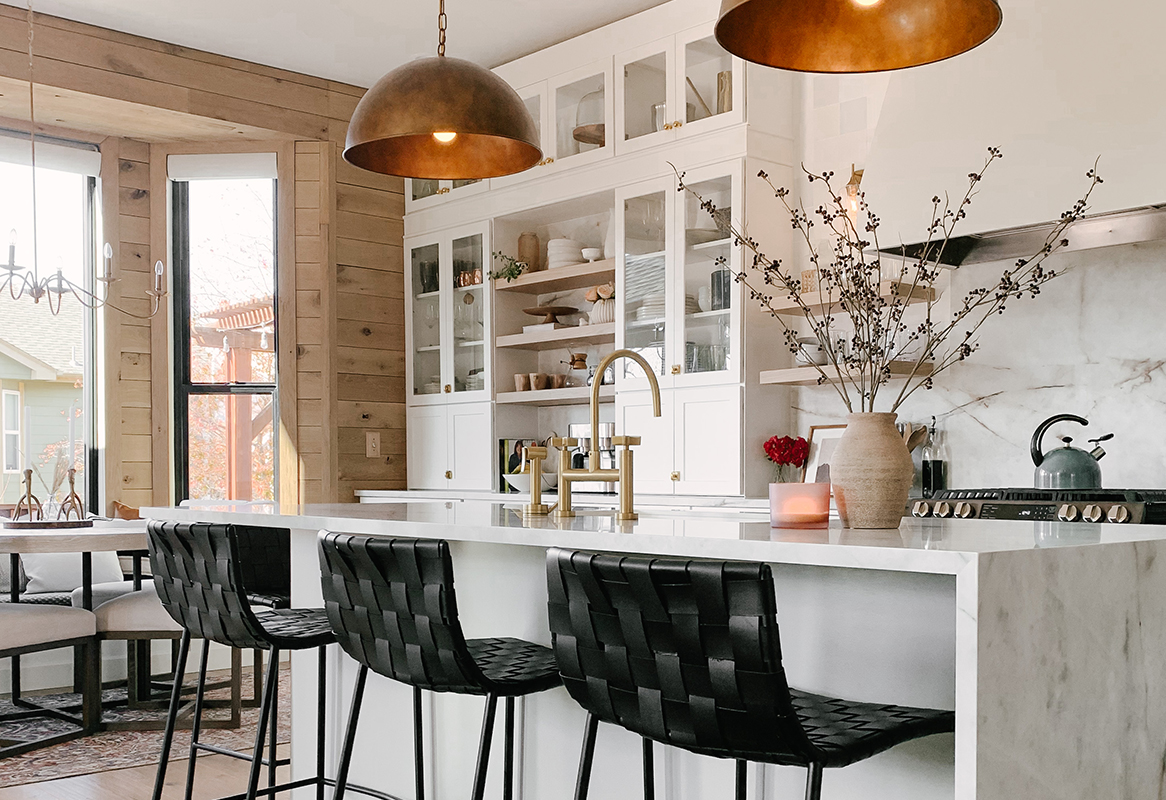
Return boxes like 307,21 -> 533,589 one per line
588,349 -> 661,471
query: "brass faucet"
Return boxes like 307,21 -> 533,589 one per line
550,349 -> 661,521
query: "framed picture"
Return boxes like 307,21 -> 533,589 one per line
803,424 -> 847,483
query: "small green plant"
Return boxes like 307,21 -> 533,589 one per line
489,251 -> 527,283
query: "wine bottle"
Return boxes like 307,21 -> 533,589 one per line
921,416 -> 948,498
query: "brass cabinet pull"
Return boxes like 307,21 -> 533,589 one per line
436,187 -> 451,195
445,470 -> 453,480
444,384 -> 452,393
670,364 -> 681,375
673,120 -> 683,128
670,471 -> 680,481
662,122 -> 673,131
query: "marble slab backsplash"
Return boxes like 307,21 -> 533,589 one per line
792,239 -> 1166,490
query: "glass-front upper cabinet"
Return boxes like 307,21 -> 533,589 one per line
406,222 -> 491,404
490,80 -> 554,189
404,177 -> 489,213
549,61 -> 612,170
619,179 -> 673,384
614,23 -> 743,156
677,164 -> 742,384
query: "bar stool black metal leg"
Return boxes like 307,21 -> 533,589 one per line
574,713 -> 599,800
245,647 -> 280,800
804,762 -> 823,800
268,653 -> 279,792
151,629 -> 192,800
642,738 -> 654,800
183,642 -> 211,800
503,696 -> 515,800
317,646 -> 327,800
413,686 -> 425,800
332,664 -> 367,800
470,694 -> 498,800
735,760 -> 747,800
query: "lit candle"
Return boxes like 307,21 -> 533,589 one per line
102,242 -> 113,280
769,482 -> 831,528
8,229 -> 15,267
22,406 -> 30,475
68,411 -> 75,471
153,260 -> 164,293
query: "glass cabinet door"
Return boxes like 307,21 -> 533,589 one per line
616,39 -> 674,154
622,186 -> 671,380
678,168 -> 740,382
551,62 -> 611,167
410,241 -> 444,398
676,26 -> 743,134
450,232 -> 486,396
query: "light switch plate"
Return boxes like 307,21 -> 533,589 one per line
365,431 -> 381,458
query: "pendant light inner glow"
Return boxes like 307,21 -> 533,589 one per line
852,0 -> 881,6
432,131 -> 458,144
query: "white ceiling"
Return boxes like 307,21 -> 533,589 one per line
33,0 -> 671,87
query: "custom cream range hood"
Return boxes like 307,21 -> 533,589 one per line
862,0 -> 1166,266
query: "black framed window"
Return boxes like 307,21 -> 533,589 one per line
172,177 -> 278,504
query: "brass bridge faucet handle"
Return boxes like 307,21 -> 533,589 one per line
521,445 -> 550,516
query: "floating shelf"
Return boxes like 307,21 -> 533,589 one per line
496,385 -> 616,407
768,280 -> 935,316
496,322 -> 615,351
760,360 -> 935,386
495,258 -> 615,294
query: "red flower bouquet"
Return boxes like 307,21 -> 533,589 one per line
763,435 -> 809,482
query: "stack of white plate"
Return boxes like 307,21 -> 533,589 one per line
546,238 -> 584,269
637,293 -> 666,320
684,294 -> 701,314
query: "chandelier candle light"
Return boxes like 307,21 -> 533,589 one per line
2,1 -> 166,318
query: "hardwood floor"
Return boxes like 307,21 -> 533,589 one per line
0,745 -> 289,800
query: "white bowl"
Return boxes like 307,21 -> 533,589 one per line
581,247 -> 603,261
504,472 -> 558,493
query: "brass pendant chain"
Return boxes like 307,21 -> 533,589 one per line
437,0 -> 447,57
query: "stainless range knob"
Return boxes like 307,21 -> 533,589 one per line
1057,504 -> 1080,522
933,501 -> 953,518
912,501 -> 932,518
1107,505 -> 1131,524
954,501 -> 976,519
1082,504 -> 1104,523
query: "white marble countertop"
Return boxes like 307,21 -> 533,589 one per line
142,500 -> 1166,576
354,488 -> 771,509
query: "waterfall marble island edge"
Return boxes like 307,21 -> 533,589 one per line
144,503 -> 1166,800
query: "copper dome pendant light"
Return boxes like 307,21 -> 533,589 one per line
343,0 -> 541,179
714,0 -> 1002,73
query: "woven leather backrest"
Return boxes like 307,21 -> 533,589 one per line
235,525 -> 291,601
546,548 -> 813,760
147,520 -> 272,650
318,533 -> 486,693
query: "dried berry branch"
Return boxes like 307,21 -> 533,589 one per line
675,149 -> 1102,413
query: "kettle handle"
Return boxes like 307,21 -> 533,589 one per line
1031,414 -> 1088,467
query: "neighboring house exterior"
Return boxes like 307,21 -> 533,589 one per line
0,294 -> 85,506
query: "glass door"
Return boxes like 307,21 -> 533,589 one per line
450,227 -> 489,398
550,61 -> 612,171
615,38 -> 675,155
409,240 -> 444,400
675,24 -> 743,137
492,81 -> 553,188
619,180 -> 673,383
676,163 -> 742,385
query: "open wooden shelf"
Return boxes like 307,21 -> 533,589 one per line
496,384 -> 616,407
768,280 -> 935,316
495,258 -> 615,294
760,360 -> 934,386
495,322 -> 615,351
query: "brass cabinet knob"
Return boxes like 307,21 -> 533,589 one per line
670,471 -> 680,481
444,470 -> 452,480
436,187 -> 451,195
670,364 -> 681,375
546,157 -> 554,164
673,120 -> 683,128
444,384 -> 452,393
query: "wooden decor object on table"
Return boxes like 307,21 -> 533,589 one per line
523,306 -> 577,325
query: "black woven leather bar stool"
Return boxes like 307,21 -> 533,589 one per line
147,521 -> 334,800
546,548 -> 955,800
318,532 -> 562,800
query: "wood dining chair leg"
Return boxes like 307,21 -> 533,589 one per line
470,694 -> 498,800
183,643 -> 212,800
574,713 -> 599,800
151,629 -> 191,800
332,664 -> 367,800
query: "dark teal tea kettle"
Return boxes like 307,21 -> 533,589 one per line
1030,414 -> 1113,489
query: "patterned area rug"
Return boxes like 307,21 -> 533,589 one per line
0,667 -> 290,789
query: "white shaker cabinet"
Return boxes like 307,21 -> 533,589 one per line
406,402 -> 494,490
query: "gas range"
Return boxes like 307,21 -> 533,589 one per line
910,488 -> 1166,524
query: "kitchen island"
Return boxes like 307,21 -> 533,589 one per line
144,501 -> 1166,800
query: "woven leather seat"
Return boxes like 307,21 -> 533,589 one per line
319,532 -> 562,800
146,521 -> 334,800
546,548 -> 955,800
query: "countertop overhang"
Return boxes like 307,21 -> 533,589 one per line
142,501 -> 1166,577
